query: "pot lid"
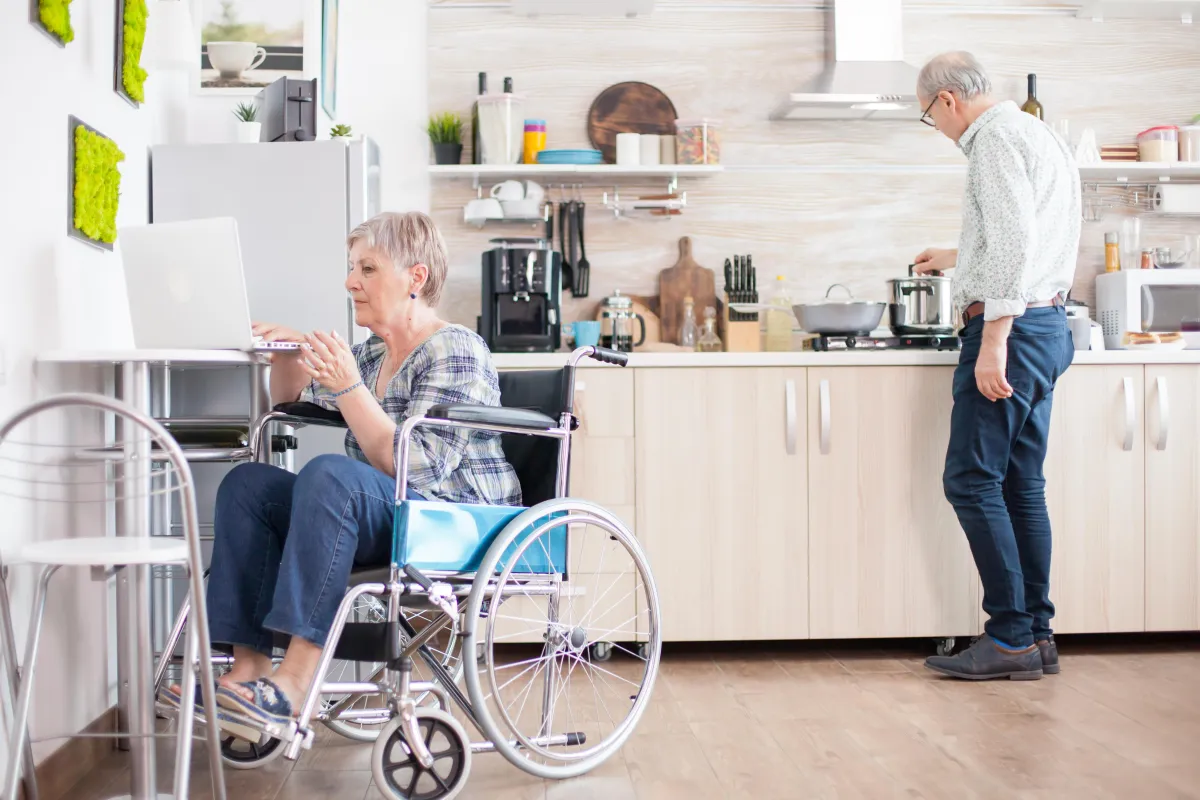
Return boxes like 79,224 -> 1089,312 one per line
602,289 -> 633,308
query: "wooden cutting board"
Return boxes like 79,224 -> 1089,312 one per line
658,237 -> 716,345
587,82 -> 678,164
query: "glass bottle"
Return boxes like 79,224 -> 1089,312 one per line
697,307 -> 722,352
680,296 -> 698,348
764,275 -> 793,352
1104,232 -> 1121,273
1021,73 -> 1043,120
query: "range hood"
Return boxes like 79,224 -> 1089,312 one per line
771,0 -> 920,121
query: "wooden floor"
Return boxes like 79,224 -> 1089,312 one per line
61,637 -> 1200,800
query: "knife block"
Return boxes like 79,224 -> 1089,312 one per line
718,297 -> 762,352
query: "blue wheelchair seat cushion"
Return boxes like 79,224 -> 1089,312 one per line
395,500 -> 566,575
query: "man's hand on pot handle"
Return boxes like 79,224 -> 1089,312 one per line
912,248 -> 958,275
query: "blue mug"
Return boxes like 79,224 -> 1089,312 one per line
570,320 -> 601,347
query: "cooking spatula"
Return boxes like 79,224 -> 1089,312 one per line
574,200 -> 590,297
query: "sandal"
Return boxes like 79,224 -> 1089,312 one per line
216,677 -> 295,729
158,682 -> 264,743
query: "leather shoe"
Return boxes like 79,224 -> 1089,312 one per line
924,635 -> 1043,681
1037,635 -> 1060,675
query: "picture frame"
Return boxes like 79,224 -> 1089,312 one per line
30,0 -> 72,47
191,0 -> 317,96
320,0 -> 339,118
114,0 -> 149,108
67,115 -> 125,252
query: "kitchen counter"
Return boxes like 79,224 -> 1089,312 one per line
492,349 -> 1200,369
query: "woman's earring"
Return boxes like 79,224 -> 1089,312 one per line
410,292 -> 417,300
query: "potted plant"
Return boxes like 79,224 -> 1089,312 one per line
232,102 -> 261,143
330,124 -> 353,139
428,112 -> 463,165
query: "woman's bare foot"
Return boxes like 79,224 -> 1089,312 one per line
223,638 -> 323,718
169,646 -> 273,697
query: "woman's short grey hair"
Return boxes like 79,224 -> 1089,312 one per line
918,51 -> 993,102
347,211 -> 450,307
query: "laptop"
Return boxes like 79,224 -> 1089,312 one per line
118,217 -> 302,353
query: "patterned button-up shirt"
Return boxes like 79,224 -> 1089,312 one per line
301,325 -> 523,506
954,100 -> 1081,321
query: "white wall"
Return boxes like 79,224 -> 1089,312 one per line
0,0 -> 158,781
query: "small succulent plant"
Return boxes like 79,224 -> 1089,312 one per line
330,124 -> 353,138
232,102 -> 258,122
427,112 -> 463,145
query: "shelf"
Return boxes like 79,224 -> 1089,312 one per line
1073,0 -> 1199,21
1079,162 -> 1200,182
430,164 -> 724,181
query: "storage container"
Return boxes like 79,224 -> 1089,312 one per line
1137,126 -> 1179,163
522,119 -> 546,165
675,118 -> 722,165
1179,126 -> 1200,162
477,93 -> 525,165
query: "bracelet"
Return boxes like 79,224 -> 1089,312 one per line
329,381 -> 363,400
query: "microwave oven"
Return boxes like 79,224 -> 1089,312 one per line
1095,269 -> 1200,349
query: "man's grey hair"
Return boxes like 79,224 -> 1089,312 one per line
918,51 -> 993,102
347,211 -> 450,307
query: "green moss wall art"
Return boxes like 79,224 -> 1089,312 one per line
68,117 -> 125,251
33,0 -> 75,46
116,0 -> 149,105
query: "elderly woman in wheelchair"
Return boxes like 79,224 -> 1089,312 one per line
156,210 -> 662,797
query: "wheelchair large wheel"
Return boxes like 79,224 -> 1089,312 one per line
461,498 -> 661,780
371,708 -> 471,800
321,595 -> 463,742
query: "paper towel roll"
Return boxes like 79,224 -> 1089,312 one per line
1151,184 -> 1200,214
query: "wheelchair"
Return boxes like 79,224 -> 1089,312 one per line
153,345 -> 662,798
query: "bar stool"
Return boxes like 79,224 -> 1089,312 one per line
0,393 -> 227,800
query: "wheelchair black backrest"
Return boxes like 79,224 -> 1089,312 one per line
497,369 -> 571,506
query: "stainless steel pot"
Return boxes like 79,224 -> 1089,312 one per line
886,266 -> 955,335
792,284 -> 887,336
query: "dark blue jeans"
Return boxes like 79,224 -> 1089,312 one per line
943,305 -> 1074,649
207,454 -> 420,654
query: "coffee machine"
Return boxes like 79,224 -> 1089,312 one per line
479,238 -> 563,352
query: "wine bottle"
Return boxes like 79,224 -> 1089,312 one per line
471,72 -> 487,165
503,77 -> 513,94
1022,73 -> 1043,120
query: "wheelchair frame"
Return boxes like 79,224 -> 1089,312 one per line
154,345 -> 661,794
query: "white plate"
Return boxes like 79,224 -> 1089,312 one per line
1123,339 -> 1188,351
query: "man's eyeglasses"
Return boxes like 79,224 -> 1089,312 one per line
920,96 -> 937,127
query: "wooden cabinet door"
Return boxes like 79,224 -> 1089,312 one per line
1144,366 -> 1200,631
634,368 -> 808,642
1042,366 -> 1145,633
807,367 -> 977,639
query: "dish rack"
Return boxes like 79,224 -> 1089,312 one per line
601,187 -> 687,218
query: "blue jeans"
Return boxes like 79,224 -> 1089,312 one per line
943,306 -> 1074,649
206,454 -> 421,654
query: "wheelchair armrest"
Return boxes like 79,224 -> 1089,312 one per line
427,403 -> 557,431
272,401 -> 348,427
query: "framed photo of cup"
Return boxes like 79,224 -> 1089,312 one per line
193,0 -> 318,95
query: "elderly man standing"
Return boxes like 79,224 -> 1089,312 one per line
914,52 -> 1080,681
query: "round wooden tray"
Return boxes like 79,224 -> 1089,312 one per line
586,81 -> 678,164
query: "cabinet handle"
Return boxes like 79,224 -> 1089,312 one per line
1156,375 -> 1170,451
784,379 -> 797,455
819,379 -> 831,455
1122,376 -> 1135,452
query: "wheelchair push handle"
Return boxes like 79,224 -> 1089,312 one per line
585,346 -> 629,367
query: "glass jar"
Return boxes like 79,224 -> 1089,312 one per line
1137,126 -> 1179,163
1179,126 -> 1200,162
675,119 -> 722,165
697,307 -> 723,352
477,93 -> 525,165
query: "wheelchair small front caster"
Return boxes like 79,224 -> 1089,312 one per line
590,642 -> 614,662
934,637 -> 956,657
372,708 -> 471,799
220,732 -> 285,770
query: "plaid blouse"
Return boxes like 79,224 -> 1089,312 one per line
301,325 -> 522,506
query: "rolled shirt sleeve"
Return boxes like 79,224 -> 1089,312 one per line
973,135 -> 1038,322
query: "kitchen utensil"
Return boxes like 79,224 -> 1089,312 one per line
587,81 -> 678,164
793,284 -> 887,336
597,290 -> 646,352
1069,315 -> 1095,351
658,237 -> 716,344
575,199 -> 590,297
558,200 -> 573,292
886,264 -> 955,335
594,295 -> 661,350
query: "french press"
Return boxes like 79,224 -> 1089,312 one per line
598,290 -> 647,352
